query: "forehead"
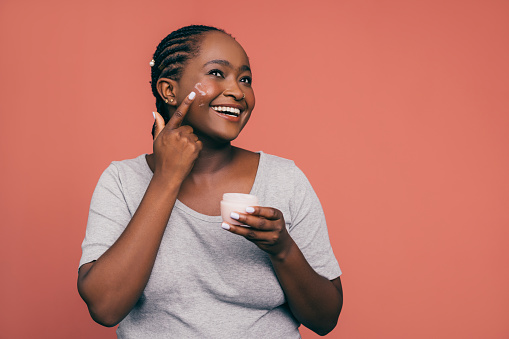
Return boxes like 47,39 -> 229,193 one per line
195,31 -> 250,68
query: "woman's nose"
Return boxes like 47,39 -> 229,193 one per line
222,83 -> 244,101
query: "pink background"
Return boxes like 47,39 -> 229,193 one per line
1,0 -> 508,338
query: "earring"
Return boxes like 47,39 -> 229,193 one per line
165,98 -> 174,104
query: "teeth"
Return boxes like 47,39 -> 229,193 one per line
212,106 -> 241,115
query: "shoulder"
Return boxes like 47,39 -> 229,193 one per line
259,152 -> 309,182
96,154 -> 151,192
260,152 -> 295,168
93,154 -> 152,210
109,154 -> 149,171
254,153 -> 323,226
255,152 -> 313,196
105,154 -> 151,179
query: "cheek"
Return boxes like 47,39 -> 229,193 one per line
193,79 -> 221,107
248,91 -> 255,108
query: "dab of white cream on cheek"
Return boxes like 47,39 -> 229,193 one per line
194,83 -> 207,106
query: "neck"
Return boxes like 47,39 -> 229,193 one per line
146,131 -> 239,176
190,138 -> 236,174
146,139 -> 236,175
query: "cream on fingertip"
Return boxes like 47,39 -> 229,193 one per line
188,91 -> 196,100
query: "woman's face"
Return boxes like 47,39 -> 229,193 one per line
175,31 -> 255,142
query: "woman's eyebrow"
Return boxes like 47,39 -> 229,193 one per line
203,59 -> 251,73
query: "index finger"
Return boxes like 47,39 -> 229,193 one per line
166,91 -> 196,129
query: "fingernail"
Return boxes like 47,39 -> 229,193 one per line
152,111 -> 156,119
188,91 -> 196,100
230,212 -> 240,220
246,207 -> 255,213
221,222 -> 230,230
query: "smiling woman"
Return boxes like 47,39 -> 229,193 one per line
77,25 -> 343,338
156,31 -> 255,144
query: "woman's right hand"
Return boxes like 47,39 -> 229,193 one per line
78,93 -> 201,326
152,92 -> 202,183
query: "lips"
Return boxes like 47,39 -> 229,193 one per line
211,105 -> 241,117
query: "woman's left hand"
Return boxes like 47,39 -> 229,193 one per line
224,206 -> 343,335
222,207 -> 294,258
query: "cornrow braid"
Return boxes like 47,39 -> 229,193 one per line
150,25 -> 226,136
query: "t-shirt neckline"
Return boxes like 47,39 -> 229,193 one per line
140,151 -> 264,223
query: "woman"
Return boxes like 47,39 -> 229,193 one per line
78,25 -> 343,338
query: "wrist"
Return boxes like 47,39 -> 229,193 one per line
269,237 -> 297,263
150,171 -> 183,192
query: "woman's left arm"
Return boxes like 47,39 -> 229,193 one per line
223,207 -> 343,336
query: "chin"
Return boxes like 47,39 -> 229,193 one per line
214,132 -> 241,143
193,122 -> 245,143
193,128 -> 241,145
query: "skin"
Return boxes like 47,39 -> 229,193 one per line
77,31 -> 343,335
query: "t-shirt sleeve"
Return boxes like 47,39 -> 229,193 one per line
79,163 -> 131,269
288,164 -> 342,280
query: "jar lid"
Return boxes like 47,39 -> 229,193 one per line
222,193 -> 258,204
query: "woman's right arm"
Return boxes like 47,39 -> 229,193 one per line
77,93 -> 200,327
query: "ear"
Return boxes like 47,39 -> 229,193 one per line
156,78 -> 178,107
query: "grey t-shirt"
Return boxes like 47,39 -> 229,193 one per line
80,152 -> 341,339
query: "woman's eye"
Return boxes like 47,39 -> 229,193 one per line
240,76 -> 252,85
208,69 -> 224,78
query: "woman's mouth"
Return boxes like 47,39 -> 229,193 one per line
211,105 -> 241,117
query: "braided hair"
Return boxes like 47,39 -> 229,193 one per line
150,25 -> 226,136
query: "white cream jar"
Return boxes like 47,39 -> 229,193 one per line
220,193 -> 259,225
